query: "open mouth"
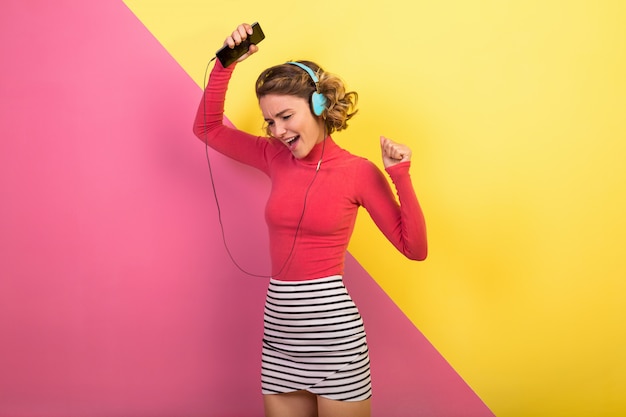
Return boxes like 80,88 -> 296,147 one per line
285,135 -> 300,149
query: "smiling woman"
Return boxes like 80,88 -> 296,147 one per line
258,93 -> 325,159
192,23 -> 427,417
256,60 -> 358,135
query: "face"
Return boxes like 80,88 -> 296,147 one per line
259,94 -> 325,159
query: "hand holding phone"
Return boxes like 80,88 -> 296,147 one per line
216,22 -> 265,67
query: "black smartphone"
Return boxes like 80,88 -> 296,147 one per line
215,22 -> 265,68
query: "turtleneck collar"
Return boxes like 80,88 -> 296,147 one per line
299,135 -> 342,166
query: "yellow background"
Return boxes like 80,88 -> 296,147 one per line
124,1 -> 626,415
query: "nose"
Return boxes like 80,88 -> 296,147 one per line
272,121 -> 287,138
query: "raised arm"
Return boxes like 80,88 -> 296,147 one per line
192,23 -> 276,173
357,137 -> 427,260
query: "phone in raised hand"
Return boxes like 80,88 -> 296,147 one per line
216,22 -> 265,67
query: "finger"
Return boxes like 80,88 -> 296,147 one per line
389,146 -> 403,160
395,146 -> 412,161
227,25 -> 249,48
382,137 -> 399,158
231,30 -> 243,45
385,140 -> 410,161
236,44 -> 258,64
235,24 -> 249,41
247,44 -> 259,55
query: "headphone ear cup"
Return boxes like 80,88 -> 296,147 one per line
311,92 -> 328,116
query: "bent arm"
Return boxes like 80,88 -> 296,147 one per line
358,160 -> 427,261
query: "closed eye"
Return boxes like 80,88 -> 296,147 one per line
264,113 -> 293,126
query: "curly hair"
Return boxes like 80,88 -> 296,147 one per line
255,61 -> 358,136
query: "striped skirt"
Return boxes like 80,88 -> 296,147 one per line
261,275 -> 372,401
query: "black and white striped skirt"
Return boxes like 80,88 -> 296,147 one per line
261,275 -> 372,401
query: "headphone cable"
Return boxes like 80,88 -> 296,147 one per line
201,58 -> 324,279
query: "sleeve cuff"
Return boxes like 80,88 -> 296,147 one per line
385,160 -> 411,177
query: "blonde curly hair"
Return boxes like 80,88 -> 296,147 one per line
255,61 -> 358,136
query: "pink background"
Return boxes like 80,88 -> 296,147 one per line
0,2 -> 493,416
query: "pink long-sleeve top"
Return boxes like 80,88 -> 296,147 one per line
193,61 -> 427,281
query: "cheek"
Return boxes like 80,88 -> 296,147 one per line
303,114 -> 322,132
309,118 -> 325,137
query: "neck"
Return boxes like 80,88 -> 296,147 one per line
302,135 -> 333,166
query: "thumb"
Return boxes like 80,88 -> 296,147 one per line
380,135 -> 388,151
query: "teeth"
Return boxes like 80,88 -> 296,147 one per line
286,136 -> 298,144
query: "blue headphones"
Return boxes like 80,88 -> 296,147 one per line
287,61 -> 328,116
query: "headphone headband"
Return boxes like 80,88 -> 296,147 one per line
287,61 -> 320,84
286,61 -> 327,116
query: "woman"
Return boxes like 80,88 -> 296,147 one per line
193,23 -> 427,417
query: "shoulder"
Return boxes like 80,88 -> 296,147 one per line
337,152 -> 388,190
333,145 -> 371,167
327,145 -> 384,179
